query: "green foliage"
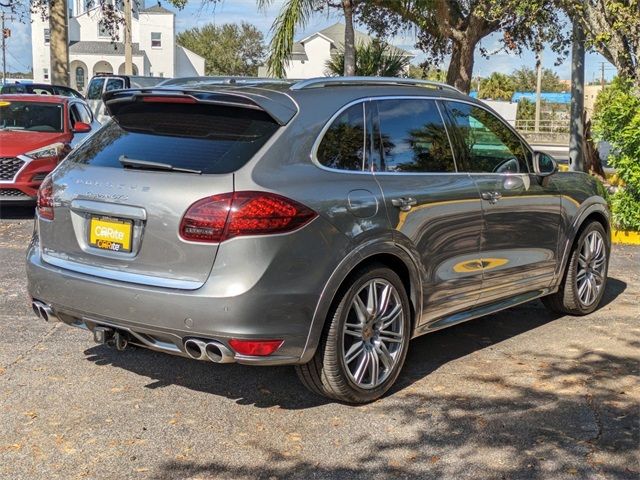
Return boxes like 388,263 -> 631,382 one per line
406,65 -> 447,82
516,99 -> 535,122
478,72 -> 515,101
325,40 -> 410,77
510,67 -> 567,92
593,77 -> 640,230
176,22 -> 265,76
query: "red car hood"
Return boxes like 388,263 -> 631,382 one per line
0,131 -> 71,157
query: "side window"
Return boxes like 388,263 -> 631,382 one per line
105,78 -> 125,92
444,101 -> 529,174
86,78 -> 105,100
69,104 -> 81,127
375,99 -> 456,173
317,103 -> 366,171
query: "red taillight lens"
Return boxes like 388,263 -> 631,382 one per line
37,176 -> 54,220
228,339 -> 284,356
179,191 -> 317,243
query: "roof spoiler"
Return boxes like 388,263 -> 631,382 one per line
103,88 -> 298,126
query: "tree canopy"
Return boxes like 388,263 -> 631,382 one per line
510,66 -> 566,92
176,22 -> 266,76
357,0 -> 568,92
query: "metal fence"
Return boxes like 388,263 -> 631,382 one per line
514,119 -> 570,134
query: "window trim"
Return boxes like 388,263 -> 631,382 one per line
151,31 -> 162,48
371,97 -> 459,174
311,95 -> 535,176
311,98 -> 373,175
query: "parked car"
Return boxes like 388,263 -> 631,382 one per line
26,77 -> 611,403
85,74 -> 166,122
0,94 -> 100,204
0,82 -> 84,98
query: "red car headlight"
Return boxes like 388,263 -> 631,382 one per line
24,142 -> 66,160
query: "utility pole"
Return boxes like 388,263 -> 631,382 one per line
600,62 -> 605,88
535,49 -> 543,134
124,0 -> 133,75
1,13 -> 14,85
569,20 -> 585,172
1,12 -> 6,86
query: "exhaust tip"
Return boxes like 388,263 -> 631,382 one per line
205,341 -> 235,364
31,300 -> 58,322
184,339 -> 207,360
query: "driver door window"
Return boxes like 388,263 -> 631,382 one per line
443,101 -> 529,174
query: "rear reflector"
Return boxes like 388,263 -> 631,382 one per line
179,191 -> 317,243
228,339 -> 284,356
37,176 -> 54,220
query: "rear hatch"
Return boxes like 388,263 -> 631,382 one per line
39,90 -> 285,289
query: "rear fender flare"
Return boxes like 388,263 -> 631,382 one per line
298,236 -> 422,364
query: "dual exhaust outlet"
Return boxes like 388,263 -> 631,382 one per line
32,300 -> 58,323
184,338 -> 235,364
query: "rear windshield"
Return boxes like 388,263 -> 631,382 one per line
66,102 -> 279,174
0,100 -> 64,132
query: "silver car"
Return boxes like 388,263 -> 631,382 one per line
27,77 -> 611,403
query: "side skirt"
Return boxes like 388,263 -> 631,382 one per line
412,288 -> 554,338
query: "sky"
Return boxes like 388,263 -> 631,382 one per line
3,0 -> 617,83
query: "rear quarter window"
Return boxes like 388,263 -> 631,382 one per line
65,102 -> 279,174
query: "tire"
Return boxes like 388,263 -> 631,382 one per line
296,265 -> 411,404
543,221 -> 609,315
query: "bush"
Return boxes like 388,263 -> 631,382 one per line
593,77 -> 640,231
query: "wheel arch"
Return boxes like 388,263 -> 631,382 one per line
298,241 -> 422,364
555,201 -> 611,287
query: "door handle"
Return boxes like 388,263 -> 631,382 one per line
481,191 -> 502,204
391,197 -> 417,212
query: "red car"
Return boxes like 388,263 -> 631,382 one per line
0,94 -> 99,204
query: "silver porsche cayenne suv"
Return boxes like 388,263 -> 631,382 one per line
27,77 -> 611,403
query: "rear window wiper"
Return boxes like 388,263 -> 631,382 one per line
119,155 -> 202,174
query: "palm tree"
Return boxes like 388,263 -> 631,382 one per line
325,40 -> 410,77
258,0 -> 357,78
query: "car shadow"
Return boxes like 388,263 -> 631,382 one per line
0,204 -> 36,220
82,277 -> 627,410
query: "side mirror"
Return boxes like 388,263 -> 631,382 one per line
533,151 -> 558,177
73,121 -> 92,133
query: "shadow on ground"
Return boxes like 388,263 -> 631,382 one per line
83,277 -> 627,412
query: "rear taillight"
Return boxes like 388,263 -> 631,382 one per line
37,176 -> 54,220
179,191 -> 317,243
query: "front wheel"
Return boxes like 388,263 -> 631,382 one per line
296,265 -> 411,403
543,221 -> 610,315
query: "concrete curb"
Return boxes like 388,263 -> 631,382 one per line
612,230 -> 640,245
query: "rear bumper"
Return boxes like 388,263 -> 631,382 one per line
26,242 -> 318,365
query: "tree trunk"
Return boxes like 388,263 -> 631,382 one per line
342,0 -> 356,76
446,37 -> 475,93
49,0 -> 70,86
124,0 -> 133,75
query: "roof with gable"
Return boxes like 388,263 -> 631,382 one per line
293,22 -> 413,58
140,4 -> 174,14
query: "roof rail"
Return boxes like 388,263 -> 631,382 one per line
290,76 -> 462,93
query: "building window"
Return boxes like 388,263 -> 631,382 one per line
98,20 -> 111,38
43,68 -> 49,81
75,66 -> 85,91
151,32 -> 162,48
44,28 -> 50,45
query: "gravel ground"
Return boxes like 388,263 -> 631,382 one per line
1,208 -> 638,480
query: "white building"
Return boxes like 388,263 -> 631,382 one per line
31,1 -> 205,92
258,22 -> 414,79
